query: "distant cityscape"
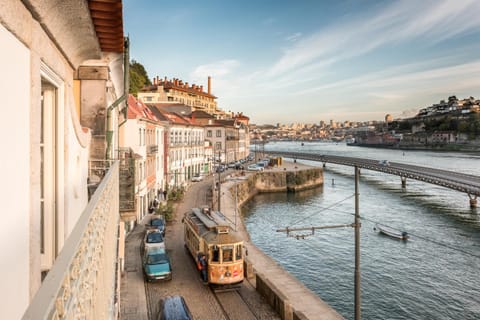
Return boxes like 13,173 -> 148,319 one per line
250,96 -> 480,151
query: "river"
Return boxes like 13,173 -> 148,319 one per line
242,141 -> 480,320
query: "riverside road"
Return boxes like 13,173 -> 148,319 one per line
120,172 -> 281,320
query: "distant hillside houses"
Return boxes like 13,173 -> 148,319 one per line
415,96 -> 479,118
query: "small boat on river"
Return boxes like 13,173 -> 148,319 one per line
374,224 -> 409,240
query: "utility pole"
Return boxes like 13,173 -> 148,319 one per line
276,165 -> 362,319
354,166 -> 361,320
217,150 -> 221,211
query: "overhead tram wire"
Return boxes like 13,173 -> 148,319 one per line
285,194 -> 355,228
285,200 -> 480,260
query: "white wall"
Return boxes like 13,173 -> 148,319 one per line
0,23 -> 31,319
65,108 -> 90,235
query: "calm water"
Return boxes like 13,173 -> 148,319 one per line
243,141 -> 480,320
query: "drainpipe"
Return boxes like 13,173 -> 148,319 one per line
106,37 -> 130,160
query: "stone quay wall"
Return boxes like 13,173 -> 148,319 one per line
224,166 -> 343,320
231,167 -> 323,207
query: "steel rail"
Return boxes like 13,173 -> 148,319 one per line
264,151 -> 480,197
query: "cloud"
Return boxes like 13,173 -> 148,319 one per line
190,59 -> 239,79
296,60 -> 480,97
267,0 -> 480,77
285,32 -> 302,42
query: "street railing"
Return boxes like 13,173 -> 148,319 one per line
23,162 -> 120,320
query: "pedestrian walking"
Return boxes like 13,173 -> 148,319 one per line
199,254 -> 208,283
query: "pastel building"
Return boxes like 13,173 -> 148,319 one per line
139,76 -> 218,114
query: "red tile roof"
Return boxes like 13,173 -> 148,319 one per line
127,94 -> 158,122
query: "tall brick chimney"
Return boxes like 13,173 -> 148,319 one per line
208,76 -> 211,95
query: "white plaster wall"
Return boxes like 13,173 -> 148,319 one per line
0,23 -> 31,320
121,119 -> 141,154
156,126 -> 165,190
65,105 -> 90,235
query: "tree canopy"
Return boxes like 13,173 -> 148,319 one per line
129,60 -> 151,96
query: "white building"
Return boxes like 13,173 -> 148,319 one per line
1,1 -> 125,318
120,95 -> 168,225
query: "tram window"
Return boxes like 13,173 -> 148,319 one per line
235,244 -> 242,260
222,246 -> 233,262
212,246 -> 219,262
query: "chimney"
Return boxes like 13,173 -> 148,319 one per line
200,85 -> 203,92
208,76 -> 211,95
156,76 -> 160,84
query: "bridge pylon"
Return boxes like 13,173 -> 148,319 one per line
468,194 -> 477,208
401,176 -> 407,188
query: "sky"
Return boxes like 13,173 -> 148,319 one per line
124,0 -> 480,125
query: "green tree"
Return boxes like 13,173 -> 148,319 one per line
129,60 -> 151,95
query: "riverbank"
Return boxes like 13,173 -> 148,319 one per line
348,141 -> 480,152
219,161 -> 344,320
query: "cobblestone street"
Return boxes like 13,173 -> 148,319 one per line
121,173 -> 280,319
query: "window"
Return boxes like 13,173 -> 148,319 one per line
216,130 -> 222,137
236,244 -> 242,260
212,246 -> 219,262
207,130 -> 212,137
215,142 -> 222,151
222,245 -> 233,262
40,64 -> 64,273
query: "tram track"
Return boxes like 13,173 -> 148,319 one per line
142,175 -> 279,320
211,286 -> 257,320
211,281 -> 281,320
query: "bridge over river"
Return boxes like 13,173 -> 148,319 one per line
264,150 -> 480,208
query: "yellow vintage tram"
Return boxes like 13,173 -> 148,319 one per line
183,207 -> 244,287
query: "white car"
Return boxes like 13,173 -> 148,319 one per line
142,230 -> 165,253
247,164 -> 264,171
378,160 -> 390,166
191,174 -> 204,182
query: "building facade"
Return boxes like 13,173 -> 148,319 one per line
138,76 -> 218,114
1,0 -> 126,318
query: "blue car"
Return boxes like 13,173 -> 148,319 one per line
150,217 -> 166,236
143,247 -> 172,282
157,295 -> 192,320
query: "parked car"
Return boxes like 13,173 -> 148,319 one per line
256,161 -> 266,168
143,247 -> 172,282
156,295 -> 192,320
247,164 -> 264,171
191,174 -> 203,182
149,217 -> 166,236
378,160 -> 390,166
142,229 -> 165,252
214,164 -> 225,173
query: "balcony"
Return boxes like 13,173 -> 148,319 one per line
147,144 -> 158,154
23,162 -> 120,319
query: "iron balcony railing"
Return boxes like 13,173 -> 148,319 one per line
23,161 -> 120,320
147,144 -> 158,154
